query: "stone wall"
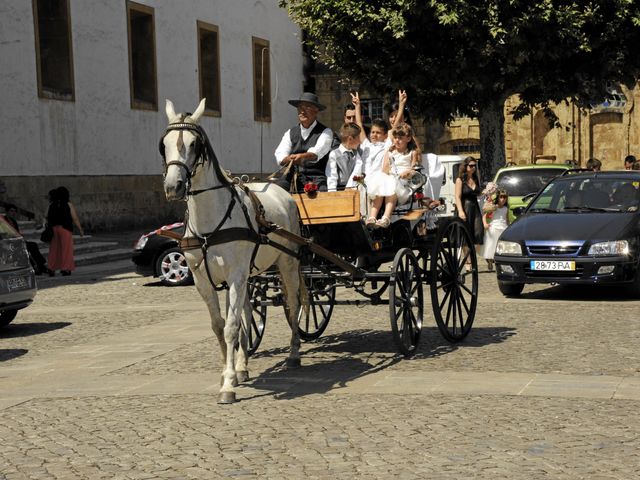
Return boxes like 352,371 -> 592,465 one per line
1,176 -> 184,232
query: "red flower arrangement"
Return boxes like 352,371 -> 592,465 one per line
303,181 -> 319,195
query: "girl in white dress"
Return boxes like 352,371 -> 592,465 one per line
365,123 -> 421,228
481,190 -> 510,271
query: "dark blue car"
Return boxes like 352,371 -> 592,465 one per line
495,171 -> 640,296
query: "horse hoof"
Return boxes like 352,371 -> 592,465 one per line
236,371 -> 250,383
286,357 -> 301,369
217,392 -> 236,404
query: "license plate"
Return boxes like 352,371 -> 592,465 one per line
530,260 -> 575,271
7,276 -> 29,291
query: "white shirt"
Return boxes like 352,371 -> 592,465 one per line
325,144 -> 363,192
362,138 -> 391,175
274,120 -> 334,165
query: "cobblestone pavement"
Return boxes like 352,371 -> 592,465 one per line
1,263 -> 640,479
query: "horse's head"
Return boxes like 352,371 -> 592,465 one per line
161,98 -> 206,200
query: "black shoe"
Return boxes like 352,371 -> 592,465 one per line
61,270 -> 71,276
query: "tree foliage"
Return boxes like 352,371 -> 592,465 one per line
281,0 -> 640,174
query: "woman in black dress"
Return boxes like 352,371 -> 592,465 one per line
455,157 -> 483,268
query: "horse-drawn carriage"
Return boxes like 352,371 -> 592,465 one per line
245,185 -> 478,358
160,99 -> 478,403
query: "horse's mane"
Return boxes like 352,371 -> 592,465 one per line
178,113 -> 234,187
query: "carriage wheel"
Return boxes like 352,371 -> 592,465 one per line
429,218 -> 478,342
389,248 -> 424,357
298,276 -> 336,341
246,279 -> 268,355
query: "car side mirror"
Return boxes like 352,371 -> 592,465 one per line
513,206 -> 527,217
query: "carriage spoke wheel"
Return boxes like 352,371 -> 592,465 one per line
430,219 -> 478,342
298,275 -> 336,341
389,248 -> 423,357
245,279 -> 268,356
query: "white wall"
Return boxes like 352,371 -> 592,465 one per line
0,0 -> 304,177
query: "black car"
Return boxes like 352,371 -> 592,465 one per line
131,223 -> 193,286
0,217 -> 37,327
495,171 -> 640,296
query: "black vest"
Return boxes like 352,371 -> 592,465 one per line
289,122 -> 334,177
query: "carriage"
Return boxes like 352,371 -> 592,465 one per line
244,182 -> 479,358
160,98 -> 478,403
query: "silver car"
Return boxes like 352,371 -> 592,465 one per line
0,217 -> 37,327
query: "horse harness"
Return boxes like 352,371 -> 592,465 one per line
160,119 -> 300,290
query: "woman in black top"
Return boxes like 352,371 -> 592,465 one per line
47,187 -> 84,276
455,157 -> 484,269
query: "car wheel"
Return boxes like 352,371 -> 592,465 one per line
498,281 -> 524,297
155,247 -> 193,287
0,310 -> 18,328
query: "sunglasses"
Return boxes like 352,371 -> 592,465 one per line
468,164 -> 477,168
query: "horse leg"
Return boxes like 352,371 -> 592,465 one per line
232,290 -> 251,384
192,274 -> 227,385
277,256 -> 302,369
218,276 -> 247,404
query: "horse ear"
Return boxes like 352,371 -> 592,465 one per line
165,99 -> 178,121
190,98 -> 206,123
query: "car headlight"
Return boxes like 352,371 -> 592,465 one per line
496,240 -> 522,256
588,240 -> 629,256
134,235 -> 149,250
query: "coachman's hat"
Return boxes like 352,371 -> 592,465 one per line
288,92 -> 326,111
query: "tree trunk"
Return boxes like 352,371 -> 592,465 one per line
478,98 -> 507,183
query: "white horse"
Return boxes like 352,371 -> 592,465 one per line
161,99 -> 304,404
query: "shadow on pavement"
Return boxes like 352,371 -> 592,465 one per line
0,322 -> 71,338
520,284 -> 637,302
246,326 -> 515,400
0,348 -> 28,362
35,270 -> 139,291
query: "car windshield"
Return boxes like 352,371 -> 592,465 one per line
528,176 -> 640,212
495,168 -> 567,197
0,217 -> 20,239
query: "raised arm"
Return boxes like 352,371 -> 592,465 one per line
351,92 -> 367,143
392,90 -> 408,129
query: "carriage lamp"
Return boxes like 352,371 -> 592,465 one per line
587,240 -> 630,256
496,240 -> 522,256
408,171 -> 427,189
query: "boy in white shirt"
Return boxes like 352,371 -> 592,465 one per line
326,123 -> 363,192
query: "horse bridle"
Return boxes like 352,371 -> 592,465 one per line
159,120 -> 232,197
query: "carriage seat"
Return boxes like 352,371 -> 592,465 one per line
294,188 -> 363,225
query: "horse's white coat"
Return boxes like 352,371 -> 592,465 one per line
162,99 -> 303,402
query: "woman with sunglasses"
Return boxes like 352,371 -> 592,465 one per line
455,157 -> 484,270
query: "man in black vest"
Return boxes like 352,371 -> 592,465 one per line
274,92 -> 335,192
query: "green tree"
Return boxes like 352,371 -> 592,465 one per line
281,0 -> 640,178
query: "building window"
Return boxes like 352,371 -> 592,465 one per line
197,21 -> 221,116
32,0 -> 75,100
126,1 -> 157,110
361,99 -> 384,123
452,143 -> 480,154
252,37 -> 271,122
